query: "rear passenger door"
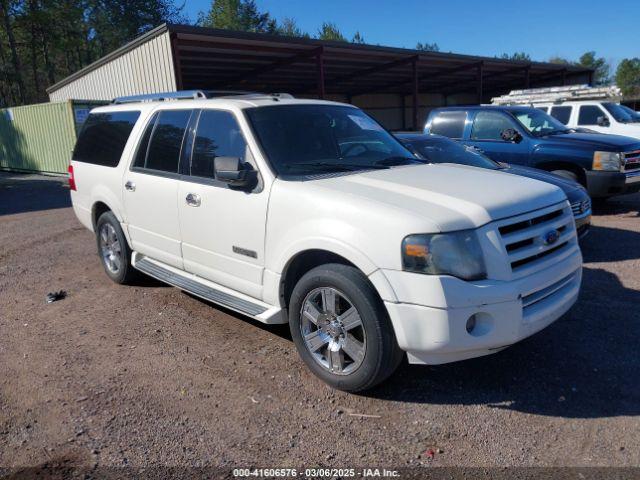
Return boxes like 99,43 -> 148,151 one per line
464,110 -> 530,166
124,109 -> 194,269
177,108 -> 269,300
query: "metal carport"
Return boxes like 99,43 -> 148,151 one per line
48,23 -> 593,130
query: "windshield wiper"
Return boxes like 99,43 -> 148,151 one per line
374,156 -> 425,167
535,129 -> 569,137
286,162 -> 388,173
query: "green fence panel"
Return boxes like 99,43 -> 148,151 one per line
0,101 -> 78,175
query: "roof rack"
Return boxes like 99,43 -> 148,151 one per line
112,90 -> 207,104
491,84 -> 623,105
112,90 -> 294,104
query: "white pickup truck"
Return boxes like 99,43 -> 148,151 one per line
536,101 -> 640,139
69,91 -> 582,391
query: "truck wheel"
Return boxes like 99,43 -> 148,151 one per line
288,263 -> 403,392
551,169 -> 579,183
95,211 -> 138,284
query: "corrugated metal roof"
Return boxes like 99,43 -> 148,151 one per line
48,23 -> 593,99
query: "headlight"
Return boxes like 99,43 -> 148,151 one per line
401,230 -> 487,280
593,151 -> 622,171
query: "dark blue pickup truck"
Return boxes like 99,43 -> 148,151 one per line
424,106 -> 640,198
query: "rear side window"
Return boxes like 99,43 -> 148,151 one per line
550,106 -> 572,125
535,106 -> 549,113
470,111 -> 514,141
73,111 -> 140,167
429,111 -> 466,139
132,113 -> 158,169
138,110 -> 192,173
578,105 -> 605,125
191,110 -> 247,178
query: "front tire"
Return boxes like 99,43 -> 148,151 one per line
95,211 -> 138,284
288,263 -> 402,392
551,169 -> 579,183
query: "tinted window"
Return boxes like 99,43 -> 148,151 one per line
550,106 -> 572,125
73,111 -> 140,167
132,112 -> 158,168
429,111 -> 466,138
471,111 -> 514,140
191,110 -> 247,178
144,110 -> 192,173
578,105 -> 606,125
535,106 -> 549,113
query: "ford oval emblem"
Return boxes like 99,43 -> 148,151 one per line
543,229 -> 560,245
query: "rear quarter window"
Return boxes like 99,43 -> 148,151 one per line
73,111 -> 140,167
550,106 -> 572,125
429,111 -> 467,139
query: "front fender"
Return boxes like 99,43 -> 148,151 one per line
531,145 -> 592,170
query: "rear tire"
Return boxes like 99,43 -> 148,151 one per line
288,263 -> 403,392
95,211 -> 138,284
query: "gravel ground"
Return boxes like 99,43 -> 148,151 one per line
0,172 -> 639,477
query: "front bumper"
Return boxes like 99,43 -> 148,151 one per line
381,249 -> 582,365
585,169 -> 640,198
574,211 -> 591,239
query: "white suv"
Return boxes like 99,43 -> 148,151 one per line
69,91 -> 582,391
537,101 -> 640,139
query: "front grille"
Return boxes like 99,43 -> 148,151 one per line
496,203 -> 576,277
624,150 -> 640,171
570,198 -> 591,217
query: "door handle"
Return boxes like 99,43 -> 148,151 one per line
125,181 -> 136,192
185,193 -> 201,207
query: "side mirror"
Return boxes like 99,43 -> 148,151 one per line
500,128 -> 522,143
597,115 -> 610,127
214,156 -> 256,188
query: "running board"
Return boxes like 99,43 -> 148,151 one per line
133,254 -> 282,323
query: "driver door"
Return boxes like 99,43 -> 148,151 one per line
463,111 -> 530,166
177,108 -> 269,299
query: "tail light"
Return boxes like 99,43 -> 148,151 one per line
68,164 -> 76,191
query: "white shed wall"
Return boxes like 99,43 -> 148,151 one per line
49,31 -> 177,102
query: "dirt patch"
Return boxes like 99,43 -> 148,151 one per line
1,173 -> 639,474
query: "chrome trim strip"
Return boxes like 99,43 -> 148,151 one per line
522,270 -> 580,308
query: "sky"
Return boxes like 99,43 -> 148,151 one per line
184,0 -> 635,71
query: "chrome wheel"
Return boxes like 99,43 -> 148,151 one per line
300,287 -> 366,375
99,223 -> 122,274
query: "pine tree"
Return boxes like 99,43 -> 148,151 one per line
317,22 -> 346,42
200,0 -> 275,33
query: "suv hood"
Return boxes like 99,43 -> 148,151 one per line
540,131 -> 640,151
312,163 -> 567,231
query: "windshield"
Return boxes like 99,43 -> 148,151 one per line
511,109 -> 570,136
603,102 -> 636,123
404,136 -> 499,170
245,105 -> 418,177
620,105 -> 640,121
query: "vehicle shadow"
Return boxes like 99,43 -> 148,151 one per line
580,224 -> 640,263
365,266 -> 640,419
591,192 -> 640,217
0,172 -> 71,215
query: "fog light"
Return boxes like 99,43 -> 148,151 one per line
465,314 -> 477,334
